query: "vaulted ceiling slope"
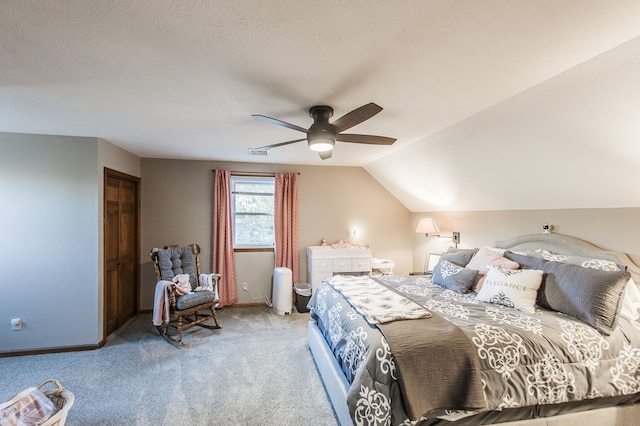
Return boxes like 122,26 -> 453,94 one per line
2,1 -> 640,211
367,36 -> 640,212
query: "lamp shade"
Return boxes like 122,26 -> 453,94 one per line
415,218 -> 440,234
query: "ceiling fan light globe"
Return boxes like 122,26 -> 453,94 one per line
308,137 -> 335,152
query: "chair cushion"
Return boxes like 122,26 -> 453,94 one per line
157,246 -> 197,289
175,290 -> 217,310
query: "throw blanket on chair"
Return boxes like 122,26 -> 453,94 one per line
152,281 -> 172,326
198,273 -> 213,289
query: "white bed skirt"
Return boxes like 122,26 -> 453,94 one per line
308,320 -> 352,426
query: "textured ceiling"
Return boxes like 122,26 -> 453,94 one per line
3,0 -> 640,168
3,2 -> 640,214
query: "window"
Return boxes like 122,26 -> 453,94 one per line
231,176 -> 275,249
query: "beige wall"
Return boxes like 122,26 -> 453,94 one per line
140,159 -> 412,309
412,208 -> 640,272
140,158 -> 640,312
8,132 -> 636,352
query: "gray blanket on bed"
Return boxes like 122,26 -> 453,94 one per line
378,311 -> 486,420
310,275 -> 640,425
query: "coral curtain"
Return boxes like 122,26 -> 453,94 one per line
212,170 -> 237,306
274,173 -> 300,283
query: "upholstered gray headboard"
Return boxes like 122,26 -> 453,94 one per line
494,233 -> 640,284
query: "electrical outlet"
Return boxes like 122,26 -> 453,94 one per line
242,282 -> 248,291
11,318 -> 22,331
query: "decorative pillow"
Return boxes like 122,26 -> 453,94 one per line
436,247 -> 476,268
466,247 -> 519,272
524,249 -> 639,322
484,247 -> 506,255
621,278 -> 640,322
432,260 -> 479,294
465,247 -> 520,292
528,249 -> 626,272
444,246 -> 478,256
476,266 -> 543,313
505,252 -> 631,334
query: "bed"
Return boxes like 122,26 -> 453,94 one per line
307,233 -> 640,426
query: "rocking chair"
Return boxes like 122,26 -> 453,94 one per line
151,243 -> 221,346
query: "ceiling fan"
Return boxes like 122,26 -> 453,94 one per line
251,102 -> 396,160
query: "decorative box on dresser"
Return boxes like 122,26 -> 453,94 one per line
307,246 -> 372,292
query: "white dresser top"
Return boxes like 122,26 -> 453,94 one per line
307,246 -> 372,258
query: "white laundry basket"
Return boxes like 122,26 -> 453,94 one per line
0,379 -> 74,426
272,267 -> 292,315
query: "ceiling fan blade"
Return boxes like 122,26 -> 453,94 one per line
319,150 -> 333,160
335,134 -> 396,145
251,114 -> 309,134
331,103 -> 383,133
256,138 -> 306,150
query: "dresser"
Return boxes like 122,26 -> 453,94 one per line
307,246 -> 372,291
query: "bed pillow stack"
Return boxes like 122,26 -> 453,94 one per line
505,252 -> 631,335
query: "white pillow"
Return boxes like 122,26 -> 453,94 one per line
477,266 -> 543,314
621,278 -> 640,321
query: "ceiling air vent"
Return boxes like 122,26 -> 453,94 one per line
248,148 -> 269,156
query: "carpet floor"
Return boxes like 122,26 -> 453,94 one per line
0,307 -> 338,426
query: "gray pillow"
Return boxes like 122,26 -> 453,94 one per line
439,247 -> 476,267
432,260 -> 479,294
525,250 -> 626,272
505,252 -> 630,335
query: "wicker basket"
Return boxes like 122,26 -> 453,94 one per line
0,379 -> 74,426
40,379 -> 74,426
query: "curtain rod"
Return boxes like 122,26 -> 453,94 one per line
212,170 -> 300,176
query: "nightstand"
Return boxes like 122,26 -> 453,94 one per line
371,258 -> 394,276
